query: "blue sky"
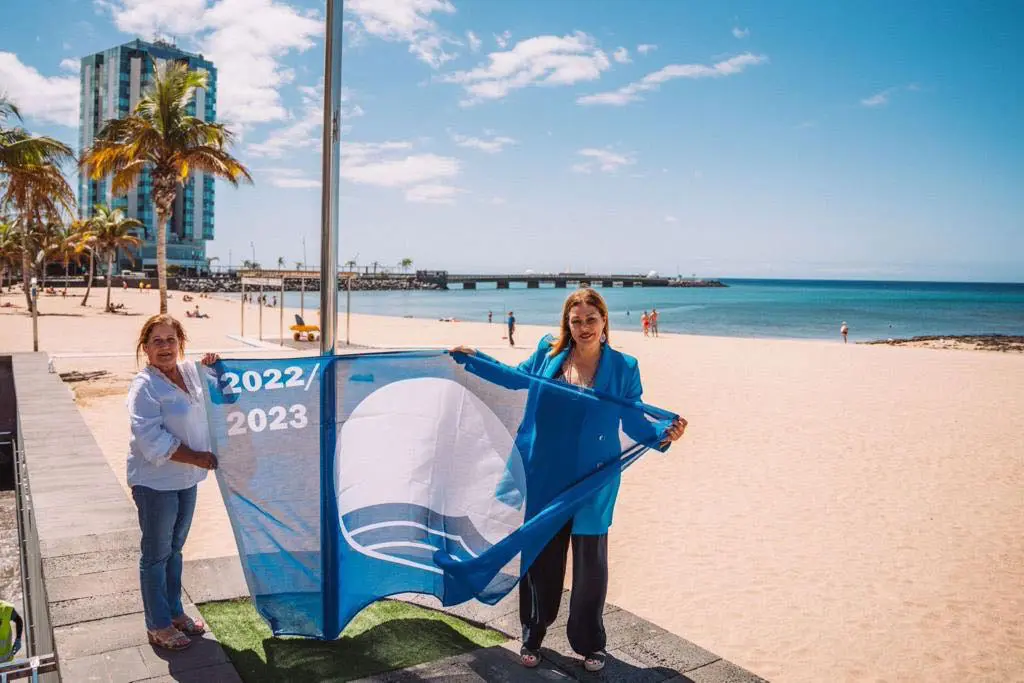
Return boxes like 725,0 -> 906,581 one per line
2,0 -> 1022,281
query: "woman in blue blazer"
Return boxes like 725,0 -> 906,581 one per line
454,288 -> 686,671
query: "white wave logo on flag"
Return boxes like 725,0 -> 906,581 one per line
336,377 -> 526,574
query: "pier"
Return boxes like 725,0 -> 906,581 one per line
227,270 -> 725,291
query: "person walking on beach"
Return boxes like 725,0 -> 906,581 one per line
650,308 -> 659,337
488,310 -> 493,324
641,311 -> 649,336
507,310 -> 516,346
841,321 -> 849,343
128,315 -> 219,651
0,599 -> 23,662
451,288 -> 687,672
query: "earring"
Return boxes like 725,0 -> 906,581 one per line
600,333 -> 607,343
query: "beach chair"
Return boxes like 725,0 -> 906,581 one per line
290,314 -> 320,342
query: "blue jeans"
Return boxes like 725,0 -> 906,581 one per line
131,485 -> 197,631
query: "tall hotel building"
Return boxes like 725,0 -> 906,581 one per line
78,39 -> 216,273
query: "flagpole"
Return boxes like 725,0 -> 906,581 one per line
319,1 -> 343,355
319,0 -> 344,642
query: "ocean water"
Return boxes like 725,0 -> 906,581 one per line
261,279 -> 1024,342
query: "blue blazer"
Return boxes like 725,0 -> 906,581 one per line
461,334 -> 670,535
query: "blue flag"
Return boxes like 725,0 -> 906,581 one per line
202,350 -> 675,639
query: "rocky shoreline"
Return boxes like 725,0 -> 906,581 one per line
861,334 -> 1024,352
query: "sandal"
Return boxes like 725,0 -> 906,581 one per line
147,627 -> 192,651
520,646 -> 541,668
171,614 -> 206,636
584,651 -> 607,672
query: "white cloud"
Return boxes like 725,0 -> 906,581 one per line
861,84 -> 919,108
664,215 -> 678,223
59,58 -> 79,73
489,196 -> 506,205
732,27 -> 750,39
260,167 -> 320,189
99,0 -> 207,36
637,44 -> 657,55
201,0 -> 323,125
345,0 -> 457,68
577,52 -> 768,106
97,0 -> 323,127
62,41 -> 73,51
571,148 -> 635,174
613,47 -> 631,64
495,30 -> 511,49
0,52 -> 79,127
443,31 -> 611,106
341,140 -> 462,204
246,84 -> 363,158
861,88 -> 894,107
466,30 -> 481,52
405,183 -> 462,204
449,131 -> 516,153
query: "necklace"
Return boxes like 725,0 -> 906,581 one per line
566,349 -> 596,388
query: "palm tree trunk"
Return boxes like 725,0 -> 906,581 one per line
63,259 -> 69,296
22,248 -> 33,312
105,251 -> 114,312
156,211 -> 169,315
82,250 -> 94,306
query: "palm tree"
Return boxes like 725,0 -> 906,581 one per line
0,164 -> 75,312
399,257 -> 413,273
91,205 -> 143,312
0,97 -> 76,312
52,223 -> 86,296
71,218 -> 98,305
277,256 -> 285,270
80,61 -> 252,314
0,219 -> 17,297
1,98 -> 74,172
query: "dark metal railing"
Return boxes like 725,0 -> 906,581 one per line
5,420 -> 58,682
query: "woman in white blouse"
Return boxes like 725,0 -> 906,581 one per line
128,314 -> 219,651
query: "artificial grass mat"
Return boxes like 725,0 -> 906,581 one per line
198,598 -> 508,682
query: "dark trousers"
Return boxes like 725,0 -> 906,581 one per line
508,326 -> 515,345
520,522 -> 608,656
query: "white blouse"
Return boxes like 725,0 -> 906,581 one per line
126,362 -> 212,491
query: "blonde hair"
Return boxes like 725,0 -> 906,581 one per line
550,288 -> 610,356
136,314 -> 188,365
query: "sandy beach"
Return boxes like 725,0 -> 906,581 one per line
2,287 -> 1022,682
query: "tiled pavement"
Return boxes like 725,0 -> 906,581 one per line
12,351 -> 766,682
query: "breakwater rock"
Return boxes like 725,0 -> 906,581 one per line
176,276 -> 444,293
668,279 -> 727,288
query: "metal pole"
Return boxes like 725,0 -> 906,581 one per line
31,283 -> 38,352
319,0 -> 343,355
241,282 -> 245,337
346,275 -> 351,345
300,276 -> 305,319
258,285 -> 263,340
280,279 -> 284,346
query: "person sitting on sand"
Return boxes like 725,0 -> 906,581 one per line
451,288 -> 687,672
128,315 -> 219,651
